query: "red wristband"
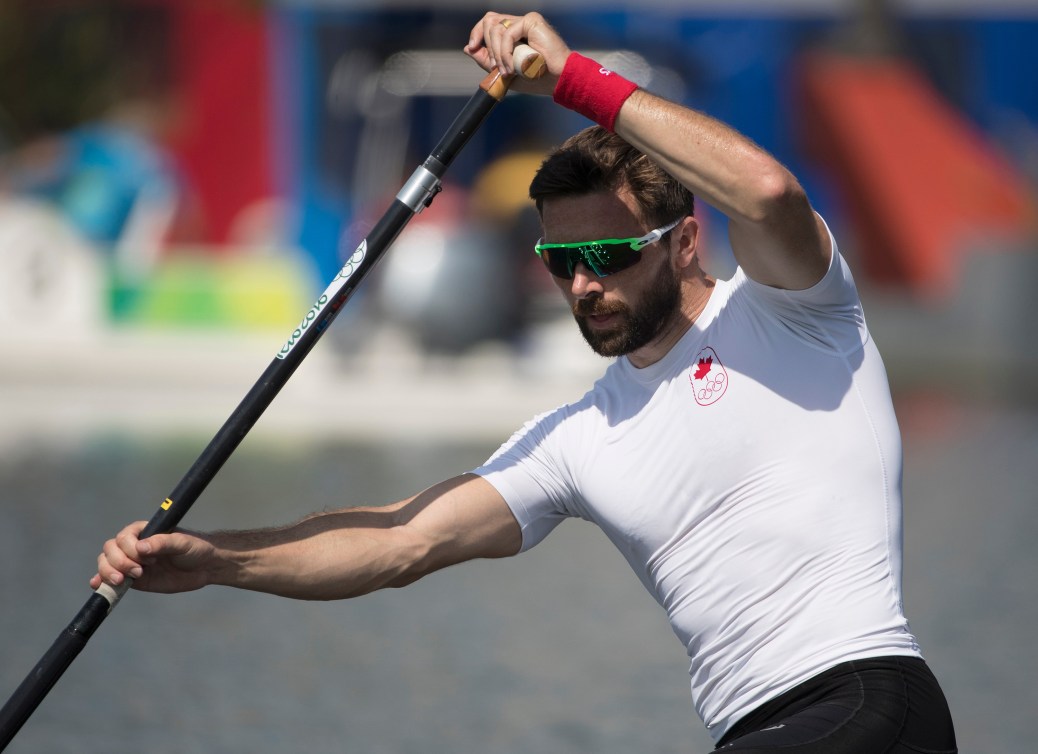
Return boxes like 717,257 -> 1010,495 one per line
553,52 -> 638,132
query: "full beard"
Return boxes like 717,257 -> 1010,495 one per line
573,261 -> 682,357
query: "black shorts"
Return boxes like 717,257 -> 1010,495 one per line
715,656 -> 957,753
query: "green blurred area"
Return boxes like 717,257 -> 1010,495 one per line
107,254 -> 313,330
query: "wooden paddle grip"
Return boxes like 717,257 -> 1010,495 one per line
514,44 -> 547,79
480,43 -> 545,101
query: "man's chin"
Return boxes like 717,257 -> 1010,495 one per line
577,319 -> 629,357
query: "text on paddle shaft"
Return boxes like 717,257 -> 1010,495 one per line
277,240 -> 368,359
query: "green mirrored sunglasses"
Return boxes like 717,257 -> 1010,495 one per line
534,217 -> 684,279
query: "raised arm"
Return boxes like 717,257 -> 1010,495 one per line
91,474 -> 522,601
613,92 -> 831,289
465,11 -> 831,290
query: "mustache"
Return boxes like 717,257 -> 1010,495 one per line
573,298 -> 627,318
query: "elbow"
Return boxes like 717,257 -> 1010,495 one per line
384,544 -> 436,590
742,160 -> 810,226
382,523 -> 439,591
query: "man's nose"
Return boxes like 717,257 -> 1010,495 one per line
569,262 -> 603,298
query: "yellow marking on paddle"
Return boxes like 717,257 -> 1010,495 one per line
161,498 -> 173,510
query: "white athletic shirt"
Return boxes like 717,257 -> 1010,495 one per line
473,233 -> 922,741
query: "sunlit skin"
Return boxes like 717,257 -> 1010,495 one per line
540,190 -> 714,369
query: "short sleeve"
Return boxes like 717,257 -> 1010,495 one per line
739,221 -> 869,356
472,408 -> 577,551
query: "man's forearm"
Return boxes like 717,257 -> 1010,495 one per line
201,474 -> 521,601
204,503 -> 430,601
614,89 -> 803,227
614,88 -> 828,289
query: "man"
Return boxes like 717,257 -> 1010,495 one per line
93,12 -> 957,752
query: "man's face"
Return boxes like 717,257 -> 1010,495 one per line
539,191 -> 682,358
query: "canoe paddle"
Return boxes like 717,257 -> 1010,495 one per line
0,43 -> 545,751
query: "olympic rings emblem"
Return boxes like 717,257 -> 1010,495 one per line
688,346 -> 728,406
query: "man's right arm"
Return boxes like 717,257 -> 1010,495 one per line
90,474 -> 522,601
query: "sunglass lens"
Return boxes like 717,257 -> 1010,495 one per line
590,244 -> 641,276
540,249 -> 576,279
538,242 -> 642,279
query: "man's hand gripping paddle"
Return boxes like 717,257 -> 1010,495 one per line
0,44 -> 544,751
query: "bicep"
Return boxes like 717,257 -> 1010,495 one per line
397,473 -> 522,579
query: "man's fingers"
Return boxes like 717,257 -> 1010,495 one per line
465,12 -> 525,74
487,14 -> 520,73
93,521 -> 149,586
464,13 -> 496,66
112,520 -> 147,556
464,11 -> 566,95
105,538 -> 143,577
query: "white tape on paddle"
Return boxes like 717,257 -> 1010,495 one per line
95,579 -> 132,612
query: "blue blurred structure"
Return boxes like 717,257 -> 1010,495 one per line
2,122 -> 177,249
3,2 -> 1032,347
265,5 -> 1038,288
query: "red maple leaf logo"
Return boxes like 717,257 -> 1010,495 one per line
693,356 -> 713,381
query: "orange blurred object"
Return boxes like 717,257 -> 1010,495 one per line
799,52 -> 1037,297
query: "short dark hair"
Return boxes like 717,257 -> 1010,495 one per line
529,126 -> 694,227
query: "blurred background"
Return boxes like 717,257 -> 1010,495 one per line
0,0 -> 1036,752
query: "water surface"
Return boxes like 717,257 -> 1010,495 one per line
1,395 -> 1033,752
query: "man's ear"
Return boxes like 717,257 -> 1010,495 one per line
674,216 -> 700,270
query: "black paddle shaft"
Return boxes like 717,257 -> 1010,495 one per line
0,54 -> 540,750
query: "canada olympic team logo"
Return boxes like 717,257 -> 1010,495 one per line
688,346 -> 728,406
